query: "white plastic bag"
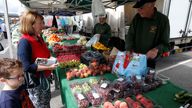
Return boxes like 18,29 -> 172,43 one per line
92,0 -> 106,17
86,34 -> 100,47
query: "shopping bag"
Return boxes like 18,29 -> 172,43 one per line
112,51 -> 126,76
39,71 -> 50,92
92,0 -> 106,17
85,34 -> 100,47
24,71 -> 40,89
112,52 -> 147,80
125,53 -> 147,79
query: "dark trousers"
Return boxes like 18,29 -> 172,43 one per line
3,32 -> 7,39
147,59 -> 157,69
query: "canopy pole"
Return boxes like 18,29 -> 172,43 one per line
3,0 -> 13,58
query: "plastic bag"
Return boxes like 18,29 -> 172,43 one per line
113,77 -> 129,91
84,90 -> 102,107
39,71 -> 50,92
112,51 -> 126,76
92,0 -> 106,17
94,79 -> 113,102
125,53 -> 147,78
85,34 -> 100,47
112,51 -> 147,81
24,71 -> 40,89
74,93 -> 89,108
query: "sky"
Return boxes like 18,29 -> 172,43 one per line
0,0 -> 23,14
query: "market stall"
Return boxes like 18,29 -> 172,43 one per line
42,29 -> 83,89
41,28 -> 185,108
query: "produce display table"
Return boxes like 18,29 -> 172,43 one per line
46,37 -> 78,89
56,67 -> 183,108
44,34 -> 183,107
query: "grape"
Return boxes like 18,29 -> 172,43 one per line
84,91 -> 102,107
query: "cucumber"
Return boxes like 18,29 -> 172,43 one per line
174,95 -> 192,103
175,91 -> 188,98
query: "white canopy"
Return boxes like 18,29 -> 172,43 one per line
0,0 -> 23,58
0,0 -> 23,15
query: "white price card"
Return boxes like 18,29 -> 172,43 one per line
92,92 -> 100,99
77,93 -> 85,100
113,88 -> 120,93
100,83 -> 108,88
117,78 -> 124,82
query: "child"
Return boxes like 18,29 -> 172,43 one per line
0,58 -> 34,108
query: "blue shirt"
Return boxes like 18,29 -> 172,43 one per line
17,38 -> 37,73
0,87 -> 22,108
0,86 -> 34,108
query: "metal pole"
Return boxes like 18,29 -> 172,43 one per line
167,0 -> 171,16
3,0 -> 13,58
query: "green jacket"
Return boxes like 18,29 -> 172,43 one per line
125,9 -> 170,56
93,22 -> 111,46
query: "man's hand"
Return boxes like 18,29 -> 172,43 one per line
126,51 -> 131,55
126,51 -> 134,58
146,48 -> 159,59
126,51 -> 133,56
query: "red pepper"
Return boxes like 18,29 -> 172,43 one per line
123,54 -> 130,69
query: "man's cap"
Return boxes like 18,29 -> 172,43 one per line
98,14 -> 107,18
133,0 -> 156,8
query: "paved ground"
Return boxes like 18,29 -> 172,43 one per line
156,51 -> 192,92
0,37 -> 192,108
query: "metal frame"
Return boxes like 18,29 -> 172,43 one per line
19,0 -> 134,15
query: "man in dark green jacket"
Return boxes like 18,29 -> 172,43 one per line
125,0 -> 170,69
93,15 -> 111,46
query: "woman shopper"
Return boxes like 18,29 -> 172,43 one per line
17,10 -> 58,108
